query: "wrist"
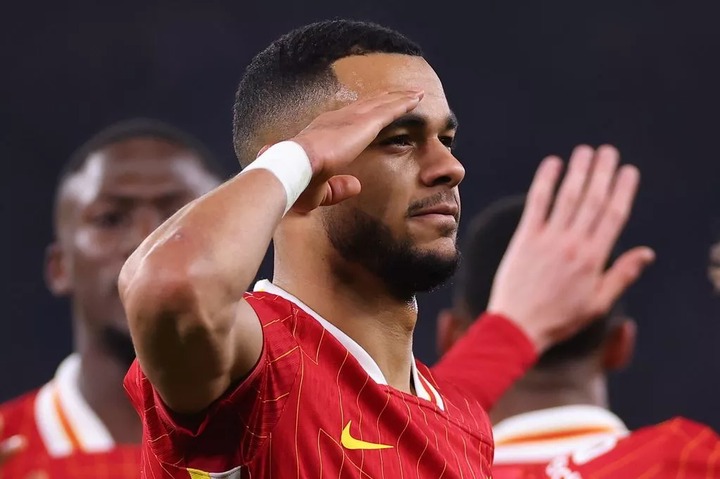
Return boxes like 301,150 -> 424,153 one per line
487,309 -> 553,354
242,141 -> 313,214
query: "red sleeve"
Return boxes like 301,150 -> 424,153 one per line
430,313 -> 538,411
123,295 -> 301,471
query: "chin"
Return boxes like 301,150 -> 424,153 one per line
417,237 -> 459,260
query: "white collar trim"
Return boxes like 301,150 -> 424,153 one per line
493,405 -> 629,464
34,354 -> 115,457
253,280 -> 441,408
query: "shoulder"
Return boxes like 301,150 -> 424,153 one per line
243,290 -> 295,320
243,290 -> 327,358
0,389 -> 41,435
623,416 -> 720,446
561,416 -> 720,477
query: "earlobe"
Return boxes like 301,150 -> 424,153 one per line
602,318 -> 637,371
45,243 -> 72,297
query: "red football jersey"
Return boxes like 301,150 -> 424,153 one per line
492,417 -> 720,479
124,280 -> 524,478
0,355 -> 141,478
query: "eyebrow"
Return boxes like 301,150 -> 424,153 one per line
381,111 -> 459,133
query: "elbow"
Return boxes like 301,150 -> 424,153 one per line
120,256 -> 199,332
119,233 -> 207,331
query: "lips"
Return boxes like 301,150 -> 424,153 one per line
410,203 -> 459,220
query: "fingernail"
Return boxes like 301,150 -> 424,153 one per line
1,435 -> 26,453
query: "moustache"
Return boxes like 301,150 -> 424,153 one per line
406,192 -> 460,220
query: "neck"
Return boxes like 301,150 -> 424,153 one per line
273,237 -> 418,394
490,363 -> 608,425
74,323 -> 142,444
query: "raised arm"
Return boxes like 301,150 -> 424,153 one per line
433,145 -> 655,408
118,90 -> 424,413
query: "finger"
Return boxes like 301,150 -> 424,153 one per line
571,145 -> 619,234
590,164 -> 640,260
362,93 -> 424,133
320,175 -> 362,206
0,435 -> 26,464
516,156 -> 563,232
27,472 -> 49,479
595,246 -> 655,312
353,90 -> 424,114
547,145 -> 594,229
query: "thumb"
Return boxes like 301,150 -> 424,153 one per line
596,246 -> 655,310
320,175 -> 362,206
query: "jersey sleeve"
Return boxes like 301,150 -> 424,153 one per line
431,313 -> 538,411
123,295 -> 302,471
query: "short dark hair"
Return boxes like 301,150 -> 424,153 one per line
232,19 -> 423,167
454,195 -> 625,368
59,117 -> 226,187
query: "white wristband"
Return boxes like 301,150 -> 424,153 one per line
242,141 -> 313,215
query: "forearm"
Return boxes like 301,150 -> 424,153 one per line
118,169 -> 287,410
121,168 -> 285,316
121,137 -> 317,320
120,139 -> 316,412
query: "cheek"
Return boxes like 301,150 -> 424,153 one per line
71,230 -> 125,281
75,229 -> 116,257
351,160 -> 415,221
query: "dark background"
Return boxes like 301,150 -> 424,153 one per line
2,0 -> 720,432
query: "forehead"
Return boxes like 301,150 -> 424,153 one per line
60,137 -> 217,207
332,53 -> 450,117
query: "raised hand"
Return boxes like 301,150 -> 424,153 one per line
488,145 -> 655,352
289,90 -> 424,212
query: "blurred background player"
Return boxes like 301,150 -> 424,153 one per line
438,194 -> 720,478
0,118 -> 223,477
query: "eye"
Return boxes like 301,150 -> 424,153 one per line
93,210 -> 128,229
440,136 -> 456,150
380,135 -> 413,147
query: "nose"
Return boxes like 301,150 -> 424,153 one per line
418,141 -> 465,188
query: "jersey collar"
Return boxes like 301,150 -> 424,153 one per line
35,354 -> 115,457
493,404 -> 629,464
253,280 -> 443,409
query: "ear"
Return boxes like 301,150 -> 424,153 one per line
436,309 -> 471,357
45,243 -> 72,297
602,318 -> 637,371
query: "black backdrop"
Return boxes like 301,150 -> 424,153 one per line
2,0 -> 720,432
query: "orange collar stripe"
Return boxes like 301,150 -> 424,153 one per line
495,426 -> 617,446
52,387 -> 83,452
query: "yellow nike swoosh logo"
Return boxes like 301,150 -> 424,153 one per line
341,421 -> 393,450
